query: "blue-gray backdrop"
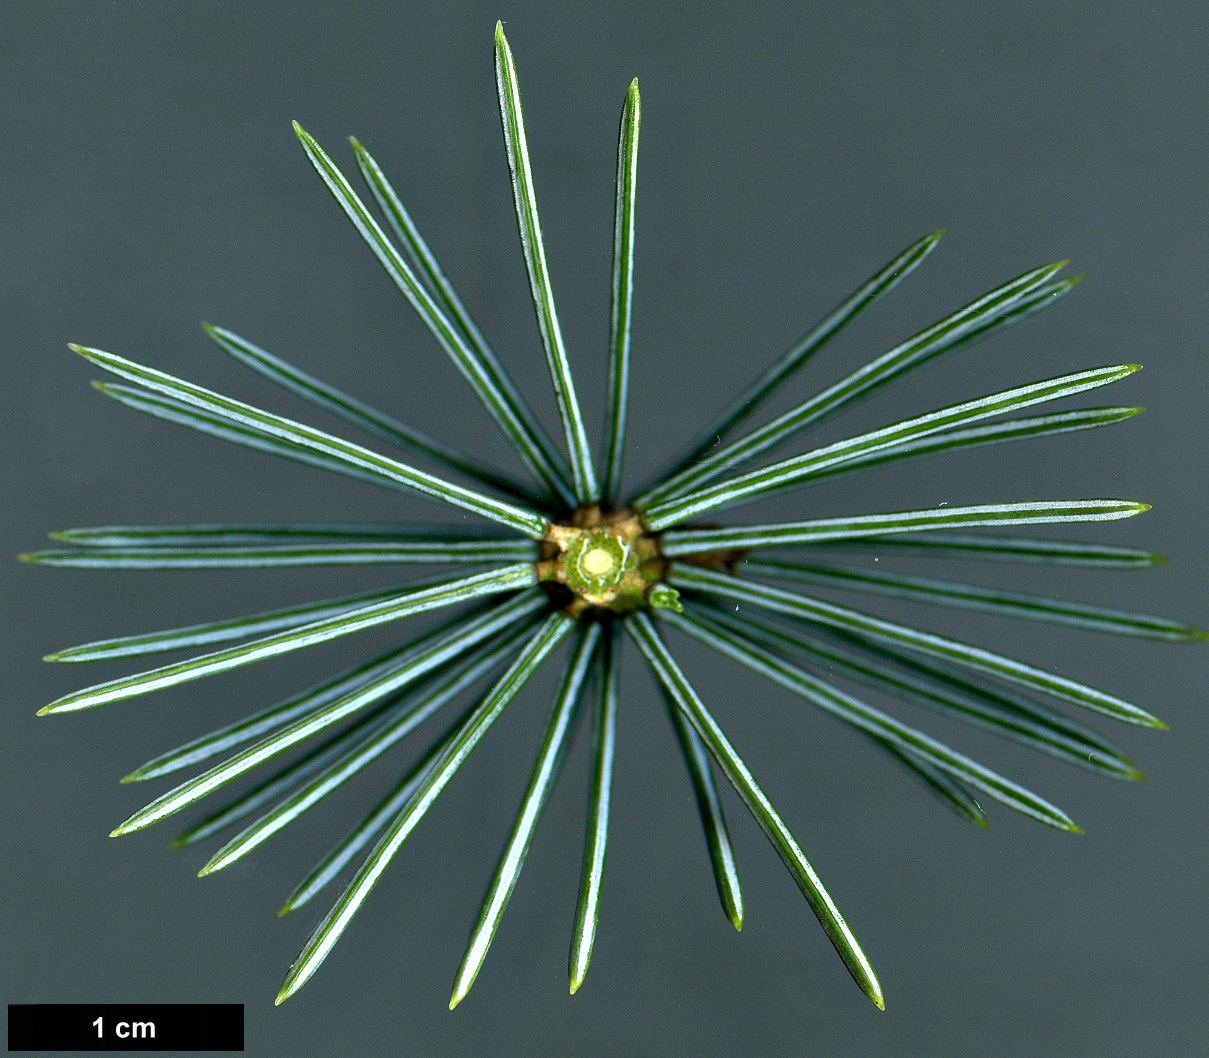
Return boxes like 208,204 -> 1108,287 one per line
4,2 -> 1206,1055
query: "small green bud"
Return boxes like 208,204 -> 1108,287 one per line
647,584 -> 683,612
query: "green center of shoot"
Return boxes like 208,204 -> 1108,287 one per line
539,508 -> 680,615
579,545 -> 617,579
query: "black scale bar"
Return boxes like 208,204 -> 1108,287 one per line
8,1004 -> 243,1051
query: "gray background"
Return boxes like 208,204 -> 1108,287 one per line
4,1 -> 1207,1055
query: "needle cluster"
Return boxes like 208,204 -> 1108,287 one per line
25,23 -> 1201,1011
